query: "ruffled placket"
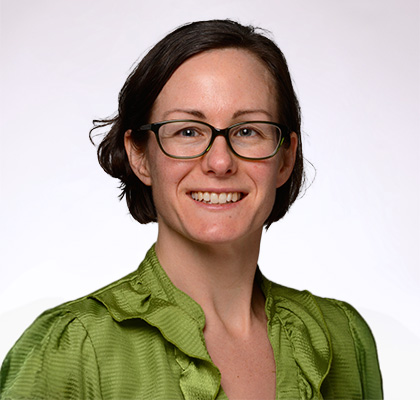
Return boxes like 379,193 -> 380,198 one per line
175,347 -> 225,400
135,298 -> 223,400
261,275 -> 333,400
92,246 -> 225,400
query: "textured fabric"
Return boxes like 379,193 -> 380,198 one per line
1,245 -> 383,399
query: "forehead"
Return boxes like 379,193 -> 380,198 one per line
151,48 -> 278,121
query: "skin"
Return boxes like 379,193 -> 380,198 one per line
125,48 -> 297,399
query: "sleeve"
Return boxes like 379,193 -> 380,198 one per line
331,300 -> 383,400
0,309 -> 103,400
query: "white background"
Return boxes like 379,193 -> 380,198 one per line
1,0 -> 419,398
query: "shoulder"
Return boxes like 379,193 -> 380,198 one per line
2,266 -> 145,353
268,279 -> 374,339
266,279 -> 383,399
0,304 -> 102,399
0,270 -> 142,399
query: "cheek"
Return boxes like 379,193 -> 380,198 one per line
148,156 -> 193,198
252,159 -> 282,191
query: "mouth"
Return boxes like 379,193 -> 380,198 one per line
190,191 -> 245,205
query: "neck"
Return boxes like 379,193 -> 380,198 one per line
155,226 -> 266,336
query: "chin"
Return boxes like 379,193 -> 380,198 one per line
185,224 -> 261,247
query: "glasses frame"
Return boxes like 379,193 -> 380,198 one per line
136,119 -> 290,160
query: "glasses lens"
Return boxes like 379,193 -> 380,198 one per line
158,121 -> 212,158
229,122 -> 282,159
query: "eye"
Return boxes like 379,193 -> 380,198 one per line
237,128 -> 255,137
160,122 -> 210,141
234,127 -> 261,138
178,128 -> 200,137
172,125 -> 208,138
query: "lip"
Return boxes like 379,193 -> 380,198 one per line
188,188 -> 247,194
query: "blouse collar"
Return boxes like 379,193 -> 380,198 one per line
92,245 -> 332,399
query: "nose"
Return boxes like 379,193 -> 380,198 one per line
201,135 -> 237,177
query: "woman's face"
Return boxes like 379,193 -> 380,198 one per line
126,48 -> 297,246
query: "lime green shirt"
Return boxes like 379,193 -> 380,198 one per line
1,246 -> 382,399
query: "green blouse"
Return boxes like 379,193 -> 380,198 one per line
1,246 -> 382,399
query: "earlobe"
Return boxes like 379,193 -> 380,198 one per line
276,132 -> 298,188
124,130 -> 152,186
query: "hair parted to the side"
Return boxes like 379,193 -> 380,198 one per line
90,19 -> 305,228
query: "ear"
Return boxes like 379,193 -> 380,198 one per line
276,132 -> 298,188
124,130 -> 152,186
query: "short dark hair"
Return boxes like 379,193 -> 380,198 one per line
91,19 -> 305,227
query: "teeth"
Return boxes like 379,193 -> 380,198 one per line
190,191 -> 243,204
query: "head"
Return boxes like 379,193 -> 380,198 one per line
92,19 -> 304,228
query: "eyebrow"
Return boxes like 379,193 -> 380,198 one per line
161,109 -> 273,120
162,109 -> 205,120
232,109 -> 273,119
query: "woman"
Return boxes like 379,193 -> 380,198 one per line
0,20 -> 382,399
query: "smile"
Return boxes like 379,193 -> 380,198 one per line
190,191 -> 243,204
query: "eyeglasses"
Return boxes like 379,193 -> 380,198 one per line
136,120 -> 290,160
